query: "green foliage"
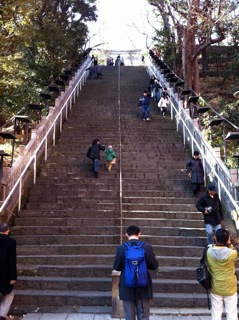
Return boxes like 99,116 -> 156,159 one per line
200,101 -> 239,168
0,0 -> 97,119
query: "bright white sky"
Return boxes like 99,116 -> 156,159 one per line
87,0 -> 156,52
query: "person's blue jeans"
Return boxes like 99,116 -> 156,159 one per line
153,91 -> 160,101
205,224 -> 221,244
141,105 -> 150,119
93,159 -> 99,173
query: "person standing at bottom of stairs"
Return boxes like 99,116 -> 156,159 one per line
0,222 -> 17,320
90,139 -> 105,178
206,228 -> 238,320
113,225 -> 158,320
138,90 -> 151,121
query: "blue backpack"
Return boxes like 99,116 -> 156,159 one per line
124,241 -> 148,288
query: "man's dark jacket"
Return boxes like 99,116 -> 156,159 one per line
186,158 -> 204,184
113,239 -> 158,300
0,234 -> 17,294
138,95 -> 150,107
196,191 -> 224,225
90,143 -> 105,160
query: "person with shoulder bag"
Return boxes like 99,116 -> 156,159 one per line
206,229 -> 238,320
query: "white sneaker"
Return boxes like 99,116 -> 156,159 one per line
146,118 -> 150,121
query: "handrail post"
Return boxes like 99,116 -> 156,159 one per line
111,270 -> 124,318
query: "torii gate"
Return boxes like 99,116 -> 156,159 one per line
91,49 -> 143,66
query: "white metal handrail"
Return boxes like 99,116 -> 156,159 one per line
0,56 -> 92,215
147,60 -> 239,227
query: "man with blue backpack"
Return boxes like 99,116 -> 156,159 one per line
113,225 -> 158,320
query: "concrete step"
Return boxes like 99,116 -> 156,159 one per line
28,189 -> 197,198
12,218 -> 204,229
16,253 -> 221,268
15,276 -> 210,294
13,235 -> 207,246
12,290 -> 210,313
17,209 -> 201,220
16,245 -> 204,257
12,226 -> 205,238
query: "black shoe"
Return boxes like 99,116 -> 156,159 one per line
94,172 -> 98,178
0,317 -> 6,320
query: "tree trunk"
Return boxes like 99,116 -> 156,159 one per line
182,0 -> 200,94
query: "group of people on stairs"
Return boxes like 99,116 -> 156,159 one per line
185,150 -> 238,320
138,75 -> 170,121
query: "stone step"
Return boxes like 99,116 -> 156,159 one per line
13,290 -> 112,313
17,209 -> 201,220
17,263 -> 217,279
26,202 -> 120,210
26,195 -> 120,203
18,264 -> 114,277
12,290 -> 210,313
26,201 -> 196,211
16,253 -> 223,268
13,226 -> 205,237
16,245 -> 203,257
28,179 -> 195,192
12,218 -> 203,229
28,189 -> 196,198
42,159 -> 187,167
122,203 -> 196,211
15,276 -> 210,294
122,196 -> 197,204
27,194 -> 197,205
13,235 -> 206,246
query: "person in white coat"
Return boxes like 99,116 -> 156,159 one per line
158,95 -> 170,117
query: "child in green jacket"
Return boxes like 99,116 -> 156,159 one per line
105,145 -> 116,172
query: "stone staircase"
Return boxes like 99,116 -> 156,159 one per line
11,65 -> 211,314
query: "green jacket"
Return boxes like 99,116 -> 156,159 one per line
105,149 -> 116,161
206,244 -> 238,296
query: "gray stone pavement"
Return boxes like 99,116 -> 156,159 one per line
21,315 -> 213,320
10,308 -> 220,320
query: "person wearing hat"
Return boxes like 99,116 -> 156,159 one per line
186,150 -> 204,195
196,184 -> 224,244
104,145 -> 116,172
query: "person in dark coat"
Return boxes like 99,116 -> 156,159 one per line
196,184 -> 224,244
148,75 -> 159,95
113,225 -> 158,320
186,150 -> 204,195
151,80 -> 162,102
90,139 -> 105,178
0,222 -> 17,320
